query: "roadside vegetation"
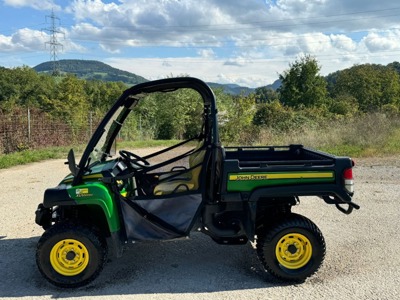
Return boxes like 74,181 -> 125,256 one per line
0,140 -> 179,169
1,56 -> 400,169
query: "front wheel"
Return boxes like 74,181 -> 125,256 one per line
36,222 -> 108,288
256,214 -> 325,282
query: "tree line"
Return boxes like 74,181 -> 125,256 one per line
1,56 -> 400,151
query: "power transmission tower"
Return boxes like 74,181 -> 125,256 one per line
43,9 -> 64,76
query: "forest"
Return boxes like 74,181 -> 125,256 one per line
1,55 -> 400,157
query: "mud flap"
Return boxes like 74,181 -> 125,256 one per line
120,193 -> 202,241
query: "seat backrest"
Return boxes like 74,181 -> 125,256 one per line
188,140 -> 204,166
188,150 -> 206,190
153,140 -> 206,195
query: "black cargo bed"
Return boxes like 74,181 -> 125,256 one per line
224,144 -> 334,168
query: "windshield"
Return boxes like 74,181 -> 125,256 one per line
89,105 -> 128,164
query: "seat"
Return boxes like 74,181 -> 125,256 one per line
158,140 -> 204,181
154,145 -> 206,196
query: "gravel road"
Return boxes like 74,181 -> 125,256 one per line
0,150 -> 399,300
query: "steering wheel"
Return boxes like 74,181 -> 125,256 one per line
119,150 -> 150,168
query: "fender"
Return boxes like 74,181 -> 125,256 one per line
244,183 -> 358,240
42,183 -> 121,233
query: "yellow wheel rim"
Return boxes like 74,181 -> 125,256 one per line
275,233 -> 312,270
50,239 -> 90,276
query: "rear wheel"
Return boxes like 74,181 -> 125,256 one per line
256,213 -> 325,282
36,222 -> 107,288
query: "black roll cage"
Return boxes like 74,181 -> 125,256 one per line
73,77 -> 219,186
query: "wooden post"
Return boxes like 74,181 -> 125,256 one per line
27,108 -> 31,143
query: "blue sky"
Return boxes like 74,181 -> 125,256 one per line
1,0 -> 400,88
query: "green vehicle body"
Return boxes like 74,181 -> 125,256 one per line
35,77 -> 359,288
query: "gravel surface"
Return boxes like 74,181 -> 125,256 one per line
0,150 -> 399,300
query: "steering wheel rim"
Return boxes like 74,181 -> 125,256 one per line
119,150 -> 150,167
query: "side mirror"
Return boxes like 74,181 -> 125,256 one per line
67,149 -> 79,176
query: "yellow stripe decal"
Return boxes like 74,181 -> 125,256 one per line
229,172 -> 334,181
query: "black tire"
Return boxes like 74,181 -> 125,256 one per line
256,213 -> 325,282
36,222 -> 108,288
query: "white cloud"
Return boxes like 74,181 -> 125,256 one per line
223,57 -> 248,67
198,49 -> 215,58
66,0 -> 120,23
0,29 -> 47,52
12,28 -> 47,50
105,56 -> 285,88
0,27 -> 84,54
330,34 -> 357,52
0,35 -> 14,52
3,0 -> 60,10
63,0 -> 400,65
65,0 -> 236,49
362,31 -> 400,52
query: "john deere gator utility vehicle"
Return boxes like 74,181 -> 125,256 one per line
35,77 -> 359,287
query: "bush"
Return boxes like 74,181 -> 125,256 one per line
156,121 -> 175,140
254,112 -> 400,156
329,94 -> 359,116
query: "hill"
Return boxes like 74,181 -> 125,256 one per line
33,59 -> 274,94
34,59 -> 148,85
206,82 -> 255,95
266,79 -> 281,90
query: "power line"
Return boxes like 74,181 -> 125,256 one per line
3,6 -> 400,36
42,9 -> 64,76
56,6 -> 400,30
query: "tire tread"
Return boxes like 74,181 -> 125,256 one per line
36,222 -> 108,288
256,213 -> 326,281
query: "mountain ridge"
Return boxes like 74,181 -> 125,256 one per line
34,59 -> 148,85
33,59 -> 280,94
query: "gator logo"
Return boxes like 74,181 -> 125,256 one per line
75,188 -> 93,197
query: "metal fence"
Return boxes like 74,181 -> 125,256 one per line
0,109 -> 101,154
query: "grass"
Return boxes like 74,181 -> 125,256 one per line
0,140 -> 181,169
118,139 -> 181,149
254,113 -> 400,158
0,146 -> 71,169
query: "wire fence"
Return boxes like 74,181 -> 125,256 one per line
0,109 -> 102,154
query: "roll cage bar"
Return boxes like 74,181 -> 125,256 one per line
72,77 -> 219,186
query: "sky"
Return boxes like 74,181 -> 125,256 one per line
1,0 -> 400,88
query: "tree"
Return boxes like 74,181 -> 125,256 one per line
0,66 -> 56,110
328,94 -> 359,116
387,61 -> 400,75
255,86 -> 279,104
38,74 -> 90,131
219,93 -> 256,143
84,80 -> 126,112
253,100 -> 294,129
278,55 -> 327,108
333,64 -> 400,111
133,88 -> 204,140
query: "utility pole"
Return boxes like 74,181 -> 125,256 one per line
43,9 -> 64,76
